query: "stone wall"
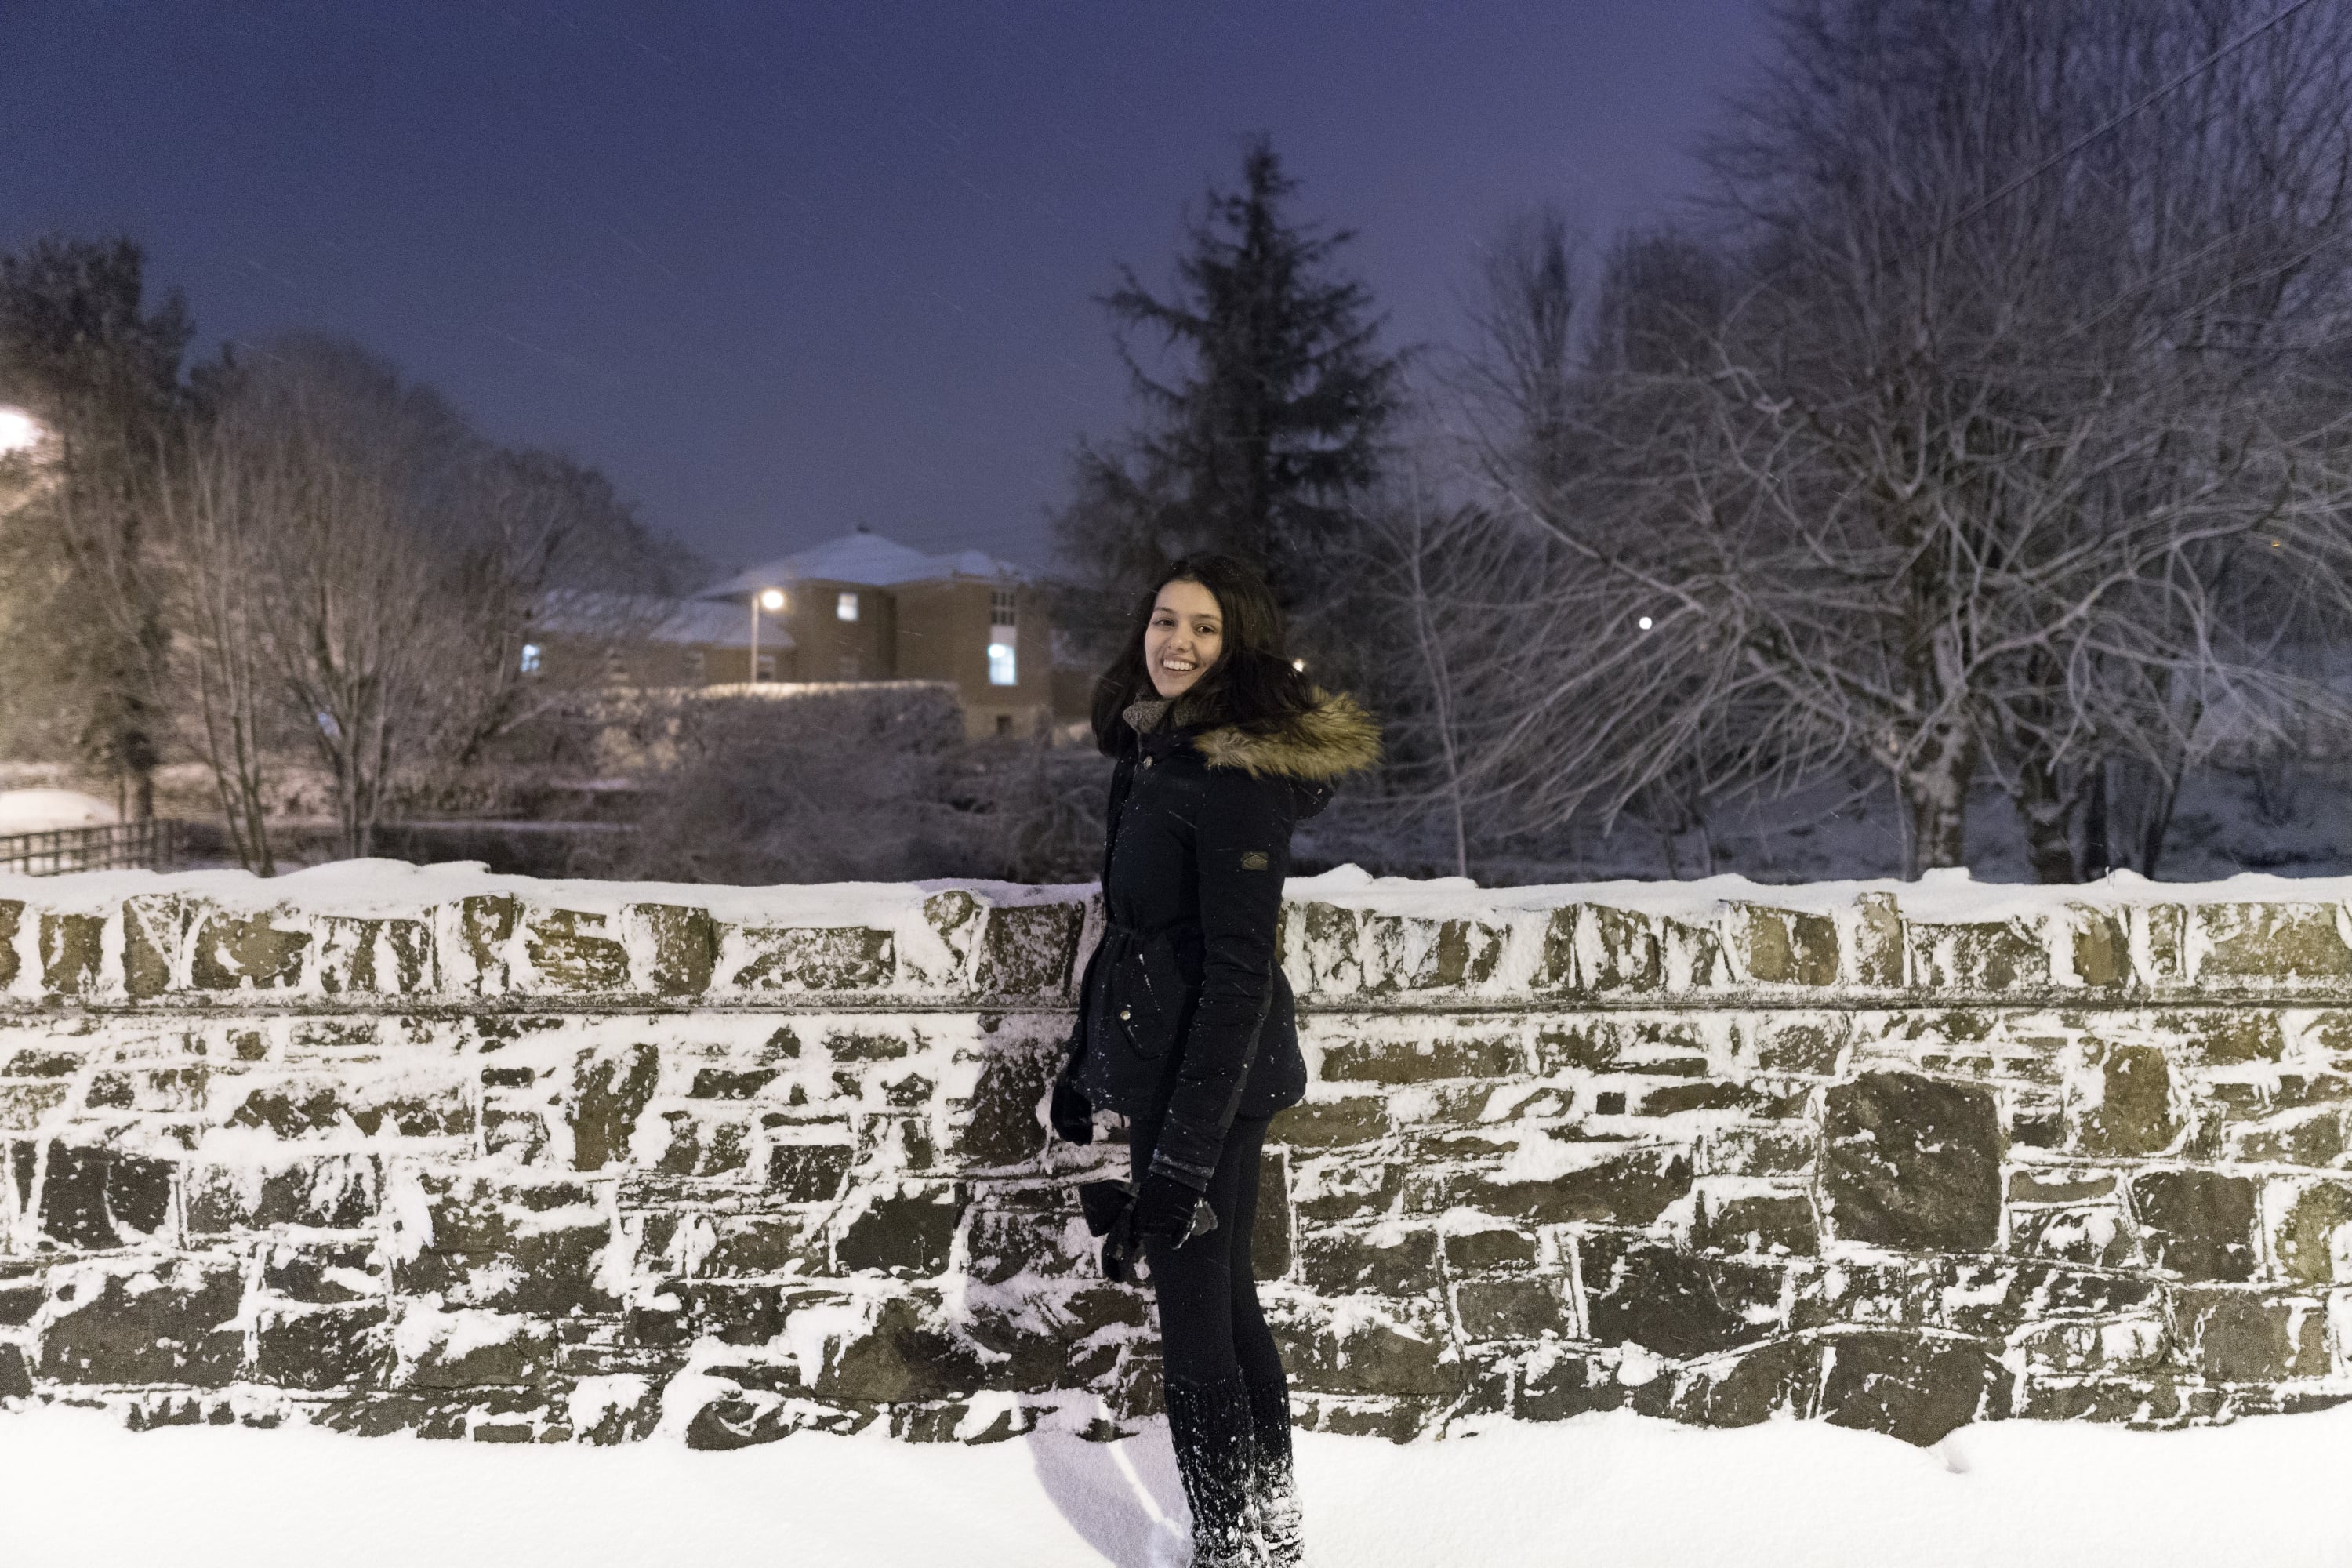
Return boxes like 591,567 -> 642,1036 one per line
4,864 -> 2352,1450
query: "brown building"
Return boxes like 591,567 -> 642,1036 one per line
531,530 -> 1053,739
701,530 -> 1053,739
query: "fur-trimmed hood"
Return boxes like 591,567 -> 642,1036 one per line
1189,691 -> 1381,782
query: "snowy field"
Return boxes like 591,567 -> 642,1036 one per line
5,1404 -> 2352,1567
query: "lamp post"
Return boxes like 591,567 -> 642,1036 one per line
750,586 -> 785,684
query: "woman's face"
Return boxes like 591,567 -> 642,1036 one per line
1143,579 -> 1224,699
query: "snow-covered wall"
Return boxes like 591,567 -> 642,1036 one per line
3,861 -> 2351,1449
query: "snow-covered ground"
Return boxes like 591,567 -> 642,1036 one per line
5,1403 -> 2350,1567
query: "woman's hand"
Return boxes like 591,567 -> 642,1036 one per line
1049,1072 -> 1094,1144
1131,1171 -> 1218,1246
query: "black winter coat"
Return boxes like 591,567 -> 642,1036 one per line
1064,691 -> 1380,1189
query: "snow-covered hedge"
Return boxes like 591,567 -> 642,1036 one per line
3,861 -> 2351,1447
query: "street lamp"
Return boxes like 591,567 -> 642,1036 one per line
750,586 -> 785,683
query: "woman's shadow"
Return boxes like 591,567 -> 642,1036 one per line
1023,1407 -> 1190,1568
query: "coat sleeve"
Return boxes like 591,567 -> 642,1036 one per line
1149,770 -> 1295,1189
1062,753 -> 1134,1079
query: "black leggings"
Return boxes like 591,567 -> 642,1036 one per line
1131,1114 -> 1284,1387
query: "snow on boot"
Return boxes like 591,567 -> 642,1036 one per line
1163,1375 -> 1258,1568
1244,1373 -> 1304,1566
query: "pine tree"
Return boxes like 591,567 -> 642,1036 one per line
1055,137 -> 1399,622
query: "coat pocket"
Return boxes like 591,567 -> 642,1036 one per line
1108,929 -> 1190,1062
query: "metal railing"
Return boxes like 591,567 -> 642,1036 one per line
0,818 -> 183,877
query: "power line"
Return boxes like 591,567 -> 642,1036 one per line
1903,0 -> 2326,259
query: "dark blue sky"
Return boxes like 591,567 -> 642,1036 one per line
1,2 -> 1767,572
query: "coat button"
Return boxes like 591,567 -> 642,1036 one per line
1142,757 -> 1153,768
1119,1008 -> 1131,1020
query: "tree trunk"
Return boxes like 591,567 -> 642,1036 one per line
2013,754 -> 2080,884
2081,758 -> 2111,880
1896,720 -> 1974,878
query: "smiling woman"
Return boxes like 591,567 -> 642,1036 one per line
1052,552 -> 1379,1567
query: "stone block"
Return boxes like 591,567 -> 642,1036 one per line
1320,1033 -> 1521,1084
947,1046 -> 1053,1169
569,1044 -> 660,1171
1537,906 -> 1660,994
2274,1181 -> 2352,1285
702,1215 -> 819,1277
834,1183 -> 964,1276
1454,1276 -> 1572,1340
626,904 -> 716,995
1694,1191 -> 1818,1257
1820,1071 -> 2002,1251
2008,1169 -> 2118,1203
655,1110 -> 750,1177
964,1203 -> 1085,1286
1907,920 -> 2049,992
1287,902 -> 1368,994
1817,1330 -> 2013,1445
2011,1315 -> 2170,1375
186,1153 -> 379,1233
2176,1289 -> 2328,1381
1700,1125 -> 1817,1178
2197,903 -> 2352,982
2171,1009 -> 2287,1064
2006,1206 -> 2140,1269
1272,1298 -> 1461,1398
2131,1170 -> 2259,1282
1853,894 -> 1904,986
1269,1094 -> 1391,1150
316,917 -> 431,996
394,1307 -> 557,1388
1664,1335 -> 1820,1427
1298,1226 -> 1442,1297
975,902 -> 1083,996
1516,1350 -> 1625,1421
2071,909 -> 2130,988
684,1390 -> 869,1449
523,909 -> 630,991
1750,1016 -> 1848,1074
39,913 -> 103,996
1453,1145 -> 1693,1228
767,1140 -> 855,1202
38,1258 -> 245,1386
191,909 -> 313,990
122,894 -> 188,996
818,1295 -> 989,1403
1442,1222 -> 1537,1273
260,1239 -> 383,1304
454,895 -> 520,985
1580,1234 -> 1787,1359
1362,916 -> 1504,993
1666,918 -> 1730,989
36,1141 -> 175,1249
0,1340 -> 28,1401
2225,1105 -> 2350,1167
255,1302 -> 390,1390
0,898 -> 19,989
1936,1259 -> 2162,1338
0,1082 -> 70,1130
1254,1145 -> 1294,1279
2068,1041 -> 2183,1157
1736,907 -> 1840,987
727,926 -> 895,992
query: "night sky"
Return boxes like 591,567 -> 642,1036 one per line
2,2 -> 1766,573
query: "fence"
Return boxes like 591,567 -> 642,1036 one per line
0,819 -> 181,877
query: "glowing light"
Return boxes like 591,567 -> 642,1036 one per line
0,407 -> 39,456
758,588 -> 786,611
1291,658 -> 1307,672
1637,615 -> 1654,631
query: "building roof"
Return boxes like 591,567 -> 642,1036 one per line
701,529 -> 1030,599
534,590 -> 793,651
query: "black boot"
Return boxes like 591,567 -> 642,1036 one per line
1163,1375 -> 1257,1567
1244,1374 -> 1304,1566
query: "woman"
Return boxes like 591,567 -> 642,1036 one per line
1049,554 -> 1378,1568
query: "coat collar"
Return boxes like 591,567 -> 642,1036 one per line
1191,691 -> 1381,782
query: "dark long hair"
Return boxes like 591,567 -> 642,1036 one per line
1088,554 -> 1320,755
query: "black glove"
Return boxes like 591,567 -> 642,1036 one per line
1049,1072 -> 1094,1144
1130,1171 -> 1218,1247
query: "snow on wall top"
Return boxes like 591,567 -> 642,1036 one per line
5,858 -> 2352,1007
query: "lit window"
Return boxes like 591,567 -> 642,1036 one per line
990,588 -> 1017,628
837,591 -> 859,622
994,713 -> 1014,737
519,642 -> 542,675
687,648 -> 706,683
756,653 -> 777,681
988,641 -> 1017,687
